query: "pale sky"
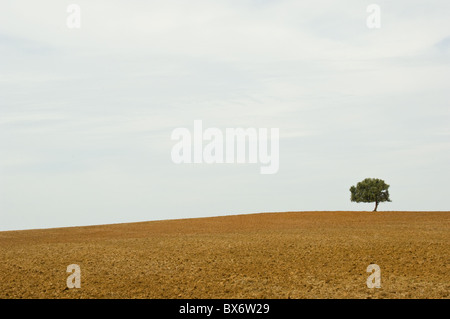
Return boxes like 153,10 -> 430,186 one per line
1,0 -> 449,231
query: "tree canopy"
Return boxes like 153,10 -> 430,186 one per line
350,178 -> 391,212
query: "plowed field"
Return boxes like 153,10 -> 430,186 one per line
0,211 -> 448,298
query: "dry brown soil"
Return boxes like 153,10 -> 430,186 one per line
0,211 -> 448,299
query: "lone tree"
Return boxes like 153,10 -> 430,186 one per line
350,178 -> 391,212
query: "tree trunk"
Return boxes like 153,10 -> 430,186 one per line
373,201 -> 379,212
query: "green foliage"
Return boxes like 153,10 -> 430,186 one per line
349,178 -> 391,211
